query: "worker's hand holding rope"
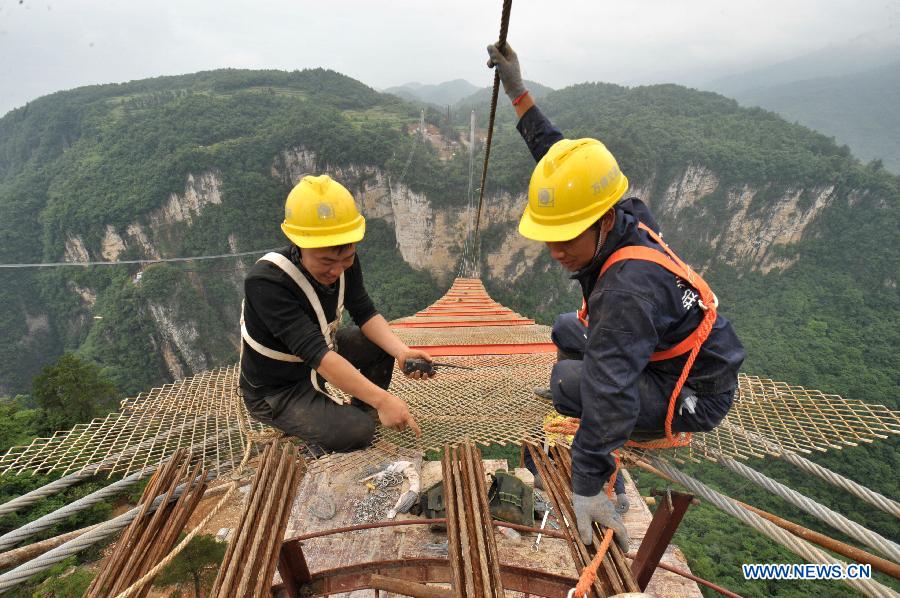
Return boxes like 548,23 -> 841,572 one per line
486,42 -> 525,101
572,492 -> 631,552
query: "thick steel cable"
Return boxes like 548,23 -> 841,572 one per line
0,424 -> 242,552
0,248 -> 274,269
0,470 -> 98,518
715,455 -> 900,562
470,0 -> 512,278
649,457 -> 897,597
0,474 -> 211,594
0,467 -> 155,552
0,444 -> 255,595
458,111 -> 478,278
0,418 -> 204,516
779,451 -> 900,519
729,425 -> 900,519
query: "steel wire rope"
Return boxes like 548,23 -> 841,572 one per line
0,424 -> 241,552
0,248 -> 276,269
1,119 -> 425,271
648,457 -> 897,597
713,453 -> 900,562
458,111 -> 479,278
469,0 -> 512,278
0,430 -> 262,594
0,472 -> 210,594
725,424 -> 900,519
0,418 -> 209,515
779,450 -> 900,519
464,112 -> 479,277
0,467 -> 156,553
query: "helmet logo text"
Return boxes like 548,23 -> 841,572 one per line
594,165 -> 621,194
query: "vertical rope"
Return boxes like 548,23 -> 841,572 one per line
470,0 -> 513,278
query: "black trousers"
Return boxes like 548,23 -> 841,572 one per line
550,312 -> 734,434
242,326 -> 394,452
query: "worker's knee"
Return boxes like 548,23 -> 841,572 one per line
551,312 -> 586,359
549,359 -> 583,417
316,408 -> 376,453
337,327 -> 394,389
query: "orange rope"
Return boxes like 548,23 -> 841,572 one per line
606,452 -> 620,499
573,528 -> 614,596
626,304 -> 716,449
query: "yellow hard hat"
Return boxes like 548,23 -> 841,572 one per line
519,138 -> 629,242
281,175 -> 366,248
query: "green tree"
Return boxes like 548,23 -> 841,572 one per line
31,353 -> 118,433
32,564 -> 95,597
0,396 -> 39,452
155,534 -> 227,598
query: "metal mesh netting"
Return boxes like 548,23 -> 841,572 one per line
0,367 -> 264,478
393,325 -> 552,347
2,279 -> 897,478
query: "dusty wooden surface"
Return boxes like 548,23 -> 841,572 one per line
619,468 -> 703,597
281,451 -> 702,597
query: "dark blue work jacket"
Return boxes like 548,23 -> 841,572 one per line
518,106 -> 746,495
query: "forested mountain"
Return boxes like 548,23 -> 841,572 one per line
1,66 -> 896,405
384,79 -> 480,105
703,28 -> 900,173
1,67 -> 897,595
729,61 -> 900,172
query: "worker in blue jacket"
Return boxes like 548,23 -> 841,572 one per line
488,43 -> 745,550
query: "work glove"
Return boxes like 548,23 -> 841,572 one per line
573,492 -> 631,552
615,492 -> 630,514
486,43 -> 526,101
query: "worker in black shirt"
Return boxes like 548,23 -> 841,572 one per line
240,174 -> 430,452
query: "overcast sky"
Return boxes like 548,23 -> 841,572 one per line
1,0 -> 899,116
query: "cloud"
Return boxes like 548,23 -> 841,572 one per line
1,0 -> 898,115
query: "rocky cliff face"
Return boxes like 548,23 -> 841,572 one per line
650,165 -> 837,273
64,170 -> 223,264
62,144 -> 845,385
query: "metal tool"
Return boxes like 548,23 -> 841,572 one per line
532,508 -> 551,552
402,358 -> 475,376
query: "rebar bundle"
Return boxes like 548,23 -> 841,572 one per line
525,442 -> 639,597
85,449 -> 209,597
210,440 -> 302,598
441,441 -> 505,597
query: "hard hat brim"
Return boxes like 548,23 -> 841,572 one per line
518,204 -> 606,243
281,217 -> 366,249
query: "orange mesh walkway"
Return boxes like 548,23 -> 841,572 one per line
390,278 -> 552,352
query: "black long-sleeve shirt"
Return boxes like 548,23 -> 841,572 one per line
239,245 -> 378,395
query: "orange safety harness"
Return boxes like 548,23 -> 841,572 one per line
551,222 -> 720,596
547,221 -> 719,450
